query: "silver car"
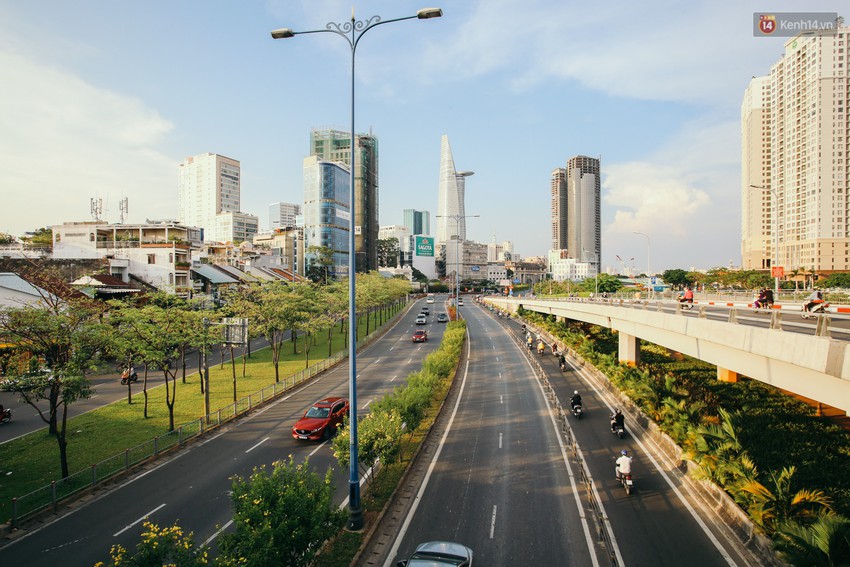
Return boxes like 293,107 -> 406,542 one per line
397,541 -> 473,566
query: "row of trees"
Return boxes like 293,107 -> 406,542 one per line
0,268 -> 410,479
96,319 -> 469,567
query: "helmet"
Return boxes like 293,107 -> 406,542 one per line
574,390 -> 578,395
621,450 -> 628,456
615,409 -> 622,415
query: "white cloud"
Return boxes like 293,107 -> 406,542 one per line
0,50 -> 176,236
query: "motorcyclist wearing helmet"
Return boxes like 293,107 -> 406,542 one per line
570,390 -> 582,411
615,449 -> 633,480
610,409 -> 625,433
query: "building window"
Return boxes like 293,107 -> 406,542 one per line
148,254 -> 156,264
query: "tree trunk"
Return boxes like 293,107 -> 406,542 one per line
230,346 -> 237,402
181,348 -> 187,384
57,403 -> 70,479
143,364 -> 149,418
199,349 -> 205,394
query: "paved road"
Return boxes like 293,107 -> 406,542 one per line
383,301 -> 761,566
0,300 -> 445,566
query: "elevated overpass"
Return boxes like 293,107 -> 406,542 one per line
485,297 -> 850,414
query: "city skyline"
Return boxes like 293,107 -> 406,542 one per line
2,1 -> 847,272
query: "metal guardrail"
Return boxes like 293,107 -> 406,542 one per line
9,305 -> 404,526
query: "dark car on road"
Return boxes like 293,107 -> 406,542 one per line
292,397 -> 349,441
397,541 -> 473,566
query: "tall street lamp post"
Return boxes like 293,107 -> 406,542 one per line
270,7 -> 442,531
437,214 -> 478,312
633,231 -> 651,296
750,184 -> 780,297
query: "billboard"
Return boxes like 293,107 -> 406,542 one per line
415,236 -> 434,257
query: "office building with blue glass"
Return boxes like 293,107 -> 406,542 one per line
302,155 -> 351,277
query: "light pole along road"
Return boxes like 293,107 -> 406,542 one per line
0,299 -> 447,566
270,6 -> 442,530
381,301 -> 761,566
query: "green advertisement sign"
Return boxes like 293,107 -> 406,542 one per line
415,236 -> 434,257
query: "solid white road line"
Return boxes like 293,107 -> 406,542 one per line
245,437 -> 269,453
113,503 -> 166,537
489,505 -> 498,539
202,519 -> 233,546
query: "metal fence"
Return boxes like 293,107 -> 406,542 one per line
10,303 -> 404,526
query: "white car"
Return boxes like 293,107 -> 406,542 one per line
457,298 -> 464,306
397,541 -> 473,566
415,314 -> 427,325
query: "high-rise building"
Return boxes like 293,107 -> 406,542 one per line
269,202 -> 301,231
436,135 -> 473,244
215,211 -> 259,244
566,156 -> 601,271
178,153 -> 240,243
741,25 -> 850,277
302,155 -> 350,277
741,76 -> 772,270
551,167 -> 568,251
403,209 -> 430,236
309,128 -> 379,272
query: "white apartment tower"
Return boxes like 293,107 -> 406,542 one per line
178,153 -> 241,243
741,76 -> 772,270
436,135 -> 473,244
742,25 -> 850,276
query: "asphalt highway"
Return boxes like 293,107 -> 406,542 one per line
385,301 -> 762,566
0,301 -> 444,566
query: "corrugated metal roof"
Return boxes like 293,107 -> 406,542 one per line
0,272 -> 45,297
191,264 -> 239,284
213,264 -> 258,282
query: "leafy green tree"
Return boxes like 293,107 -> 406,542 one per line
306,245 -> 335,284
218,457 -> 344,567
822,272 -> 850,289
662,269 -> 691,288
0,279 -> 107,477
96,521 -> 208,566
21,226 -> 53,247
738,466 -> 832,533
773,512 -> 850,566
377,237 -> 400,268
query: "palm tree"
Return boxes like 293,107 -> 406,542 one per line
774,512 -> 850,566
692,408 -> 748,486
737,466 -> 831,533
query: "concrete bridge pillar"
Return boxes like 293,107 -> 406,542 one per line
717,367 -> 739,383
618,332 -> 640,367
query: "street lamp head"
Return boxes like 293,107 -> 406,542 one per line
270,28 -> 295,39
417,7 -> 443,19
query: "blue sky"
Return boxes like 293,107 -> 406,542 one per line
1,1 -> 845,273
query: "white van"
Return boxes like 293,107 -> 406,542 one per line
426,293 -> 435,304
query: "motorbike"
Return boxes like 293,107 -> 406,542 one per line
536,342 -> 545,355
611,418 -> 625,439
677,295 -> 694,311
0,407 -> 11,424
801,301 -> 830,319
120,367 -> 139,385
559,358 -> 567,372
619,471 -> 634,495
571,402 -> 583,419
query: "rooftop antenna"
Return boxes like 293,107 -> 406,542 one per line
90,197 -> 103,222
119,197 -> 129,224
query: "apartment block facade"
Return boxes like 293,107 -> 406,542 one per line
742,25 -> 850,276
178,153 -> 241,243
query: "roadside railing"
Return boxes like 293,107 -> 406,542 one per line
9,302 -> 407,527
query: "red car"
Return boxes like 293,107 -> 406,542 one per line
292,397 -> 350,441
412,330 -> 428,342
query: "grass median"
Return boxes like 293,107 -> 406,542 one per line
0,306 -> 403,524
